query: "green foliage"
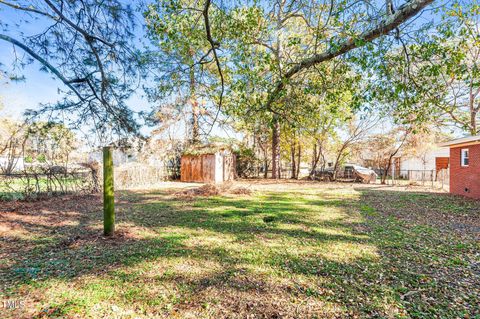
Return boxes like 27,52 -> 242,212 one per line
144,0 -> 226,141
374,1 -> 480,134
234,145 -> 257,178
0,0 -> 142,136
25,122 -> 76,166
0,191 -> 25,201
36,154 -> 46,163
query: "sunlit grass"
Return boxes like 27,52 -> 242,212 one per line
1,182 -> 478,318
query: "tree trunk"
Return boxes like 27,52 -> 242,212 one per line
309,141 -> 323,179
382,131 -> 410,184
290,142 -> 296,179
471,109 -> 478,135
382,160 -> 392,185
332,144 -> 348,181
296,144 -> 301,179
190,63 -> 200,144
263,158 -> 269,179
271,116 -> 281,179
2,139 -> 21,175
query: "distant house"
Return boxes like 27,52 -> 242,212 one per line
180,144 -> 235,183
392,147 -> 450,178
440,135 -> 480,199
0,156 -> 25,172
87,137 -> 147,167
88,149 -> 134,167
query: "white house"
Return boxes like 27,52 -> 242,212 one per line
392,147 -> 450,178
0,156 -> 25,172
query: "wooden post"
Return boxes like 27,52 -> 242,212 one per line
103,146 -> 115,236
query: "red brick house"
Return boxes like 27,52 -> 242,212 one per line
441,135 -> 480,199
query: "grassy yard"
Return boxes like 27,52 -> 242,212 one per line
1,181 -> 479,318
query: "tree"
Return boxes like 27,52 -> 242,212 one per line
25,122 -> 77,167
330,113 -> 379,180
221,0 -> 433,178
401,127 -> 451,168
259,0 -> 433,111
0,118 -> 27,174
0,118 -> 78,173
380,1 -> 480,135
144,0 -> 225,144
199,0 -> 434,112
362,127 -> 410,184
308,117 -> 336,179
0,0 -> 142,137
139,0 -> 435,181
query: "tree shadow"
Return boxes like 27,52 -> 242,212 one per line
1,187 -> 477,317
352,187 -> 480,318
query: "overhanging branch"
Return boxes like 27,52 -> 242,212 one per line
203,0 -> 225,135
0,33 -> 84,100
264,0 -> 434,110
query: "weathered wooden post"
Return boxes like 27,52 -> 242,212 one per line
103,146 -> 115,236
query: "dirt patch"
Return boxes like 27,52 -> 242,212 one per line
228,186 -> 252,195
0,194 -> 101,215
177,184 -> 222,197
176,183 -> 253,198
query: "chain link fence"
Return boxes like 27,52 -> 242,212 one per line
381,168 -> 450,190
0,168 -> 98,201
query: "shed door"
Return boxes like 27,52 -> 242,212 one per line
435,157 -> 449,172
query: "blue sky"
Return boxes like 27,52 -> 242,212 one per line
0,2 -> 151,118
0,4 -> 59,117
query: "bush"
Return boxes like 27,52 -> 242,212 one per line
235,145 -> 257,178
37,154 -> 46,163
0,191 -> 25,201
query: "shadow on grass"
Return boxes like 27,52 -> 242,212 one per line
353,187 -> 480,318
1,187 -> 478,317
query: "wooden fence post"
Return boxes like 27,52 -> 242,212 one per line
103,146 -> 115,236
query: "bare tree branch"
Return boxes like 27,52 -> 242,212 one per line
43,0 -> 115,47
0,0 -> 57,19
202,0 -> 224,135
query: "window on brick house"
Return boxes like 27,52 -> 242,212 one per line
461,148 -> 469,167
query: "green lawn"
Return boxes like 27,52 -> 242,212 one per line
1,182 -> 478,318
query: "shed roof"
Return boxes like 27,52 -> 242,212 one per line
183,142 -> 233,156
439,135 -> 480,147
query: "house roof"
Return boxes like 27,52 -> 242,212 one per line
439,135 -> 480,147
392,146 -> 449,158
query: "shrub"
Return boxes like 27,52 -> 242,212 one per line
235,145 -> 257,178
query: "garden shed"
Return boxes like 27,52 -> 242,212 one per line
180,144 -> 236,183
